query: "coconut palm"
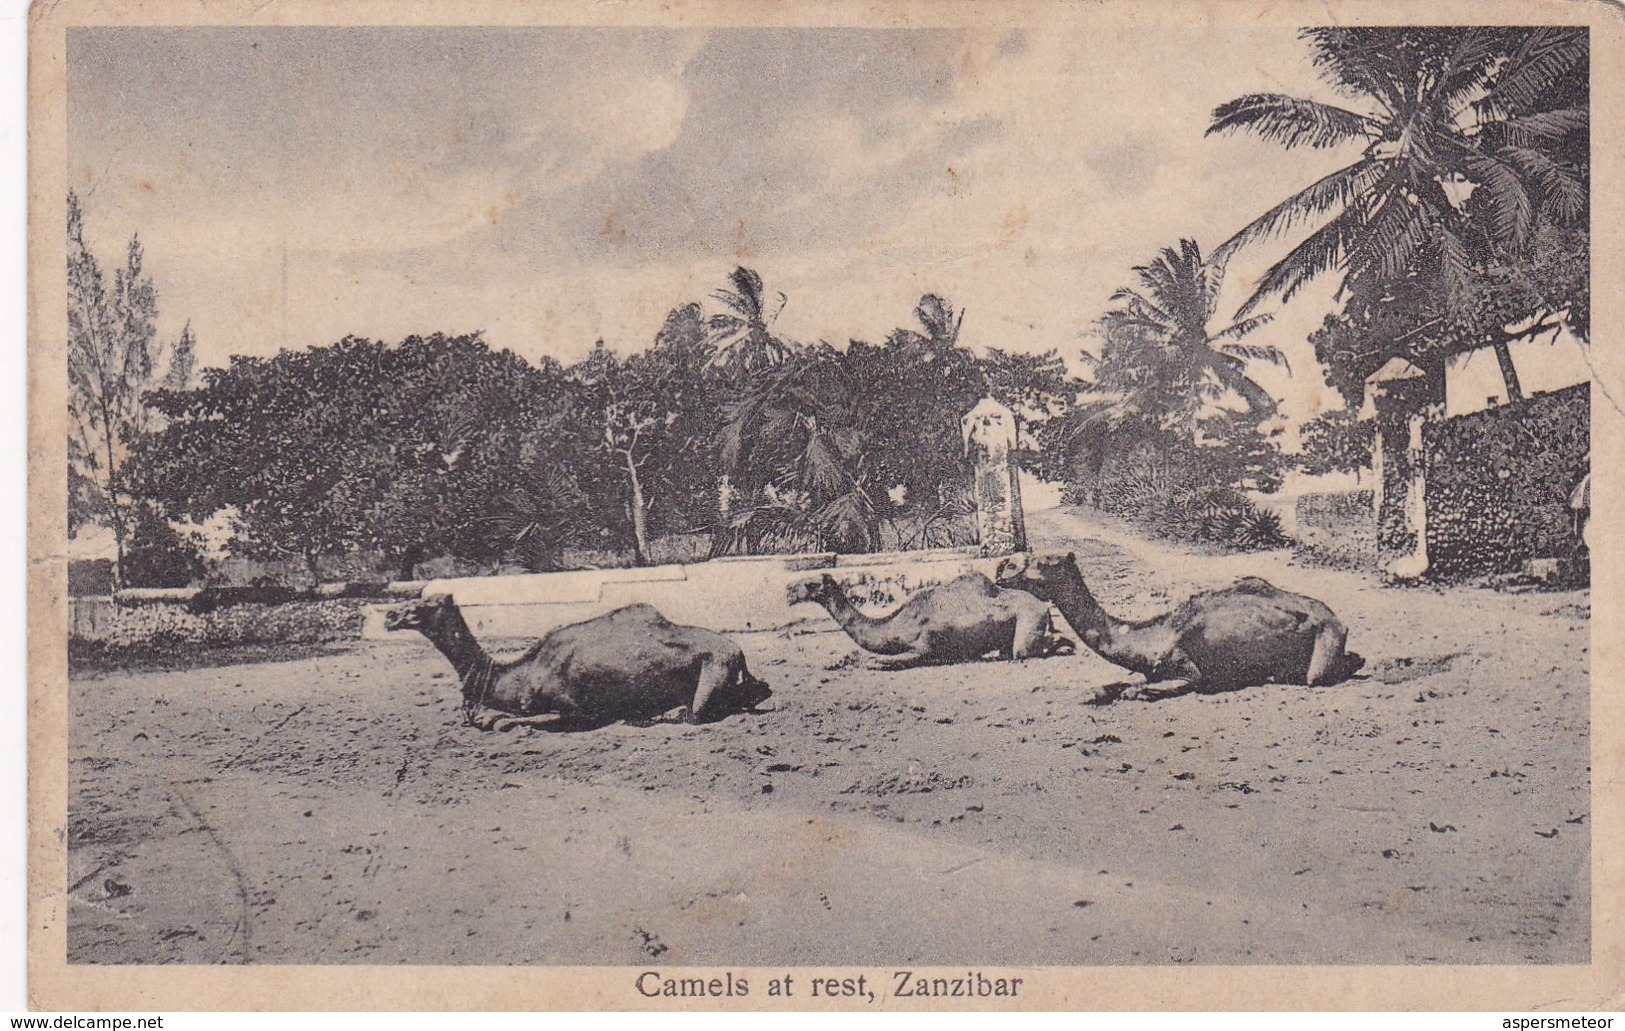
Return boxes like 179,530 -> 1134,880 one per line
1041,239 -> 1286,504
1208,27 -> 1588,317
1092,238 -> 1286,429
714,348 -> 879,555
706,266 -> 792,382
912,293 -> 964,349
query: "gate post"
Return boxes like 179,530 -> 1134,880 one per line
961,397 -> 1027,556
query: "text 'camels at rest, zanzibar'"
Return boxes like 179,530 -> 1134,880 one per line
994,552 -> 1365,703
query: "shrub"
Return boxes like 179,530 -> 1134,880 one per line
69,597 -> 369,669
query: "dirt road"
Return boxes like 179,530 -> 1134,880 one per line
67,508 -> 1591,966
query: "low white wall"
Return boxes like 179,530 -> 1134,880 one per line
363,547 -> 1012,641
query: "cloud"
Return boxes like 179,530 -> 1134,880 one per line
67,22 -> 1372,427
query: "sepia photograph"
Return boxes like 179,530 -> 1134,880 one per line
27,0 -> 1623,1012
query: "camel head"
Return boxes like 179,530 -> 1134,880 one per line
996,551 -> 1084,599
737,671 -> 774,712
785,573 -> 839,608
384,593 -> 459,635
993,552 -> 1033,586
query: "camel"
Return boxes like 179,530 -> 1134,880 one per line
994,552 -> 1363,702
786,570 -> 1073,667
385,595 -> 771,730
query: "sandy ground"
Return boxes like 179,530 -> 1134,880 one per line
65,507 -> 1591,966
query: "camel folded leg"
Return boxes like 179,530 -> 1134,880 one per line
1088,658 -> 1200,703
1011,606 -> 1072,661
1116,679 -> 1197,702
866,651 -> 929,670
690,648 -> 748,722
471,695 -> 593,732
1305,623 -> 1351,686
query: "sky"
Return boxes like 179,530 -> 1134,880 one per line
66,23 -> 1362,427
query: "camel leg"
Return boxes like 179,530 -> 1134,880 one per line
1117,679 -> 1197,702
1305,623 -> 1350,686
1110,655 -> 1202,702
1010,609 -> 1051,661
689,649 -> 745,722
489,713 -> 569,733
867,651 -> 928,670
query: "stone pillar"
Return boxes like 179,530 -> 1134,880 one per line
1361,358 -> 1440,580
961,397 -> 1027,556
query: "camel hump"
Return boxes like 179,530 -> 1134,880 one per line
602,603 -> 670,625
1229,576 -> 1282,595
944,571 -> 1001,596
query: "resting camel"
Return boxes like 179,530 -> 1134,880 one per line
786,570 -> 1073,667
994,552 -> 1363,702
385,595 -> 771,730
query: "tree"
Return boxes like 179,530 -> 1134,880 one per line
1092,238 -> 1285,428
716,346 -> 879,555
566,322 -> 717,566
360,334 -> 573,577
1297,407 -> 1375,481
909,293 -> 964,349
706,266 -> 792,383
1040,239 -> 1286,501
1208,27 -> 1588,399
853,296 -> 989,509
67,191 -> 192,586
139,337 -> 389,580
980,346 -> 1069,455
138,333 -> 573,581
1307,223 -> 1586,406
122,504 -> 207,589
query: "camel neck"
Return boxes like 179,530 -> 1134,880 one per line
424,608 -> 498,704
817,583 -> 905,655
1044,571 -> 1157,677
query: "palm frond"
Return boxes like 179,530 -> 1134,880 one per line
1497,145 -> 1587,223
1207,93 -> 1378,149
1211,312 -> 1275,342
1477,27 -> 1588,119
1236,204 -> 1363,317
1213,160 -> 1387,264
1436,226 -> 1475,307
1429,27 -> 1511,118
1219,342 -> 1292,373
1105,287 -> 1178,330
1462,152 -> 1533,246
1210,361 -> 1280,420
727,266 -> 765,311
1299,28 -> 1410,114
1357,187 -> 1430,281
1499,108 -> 1589,147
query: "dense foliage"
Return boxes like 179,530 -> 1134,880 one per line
116,261 -> 1050,578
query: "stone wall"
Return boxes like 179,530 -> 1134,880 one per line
396,546 -> 1004,641
1423,384 -> 1589,578
1294,490 -> 1376,569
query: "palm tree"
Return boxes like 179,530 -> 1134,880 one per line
1208,26 -> 1587,332
714,349 -> 878,555
1044,239 -> 1286,501
912,293 -> 964,349
1092,238 -> 1286,428
706,266 -> 792,382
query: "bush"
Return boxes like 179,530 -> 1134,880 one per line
69,597 -> 370,669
